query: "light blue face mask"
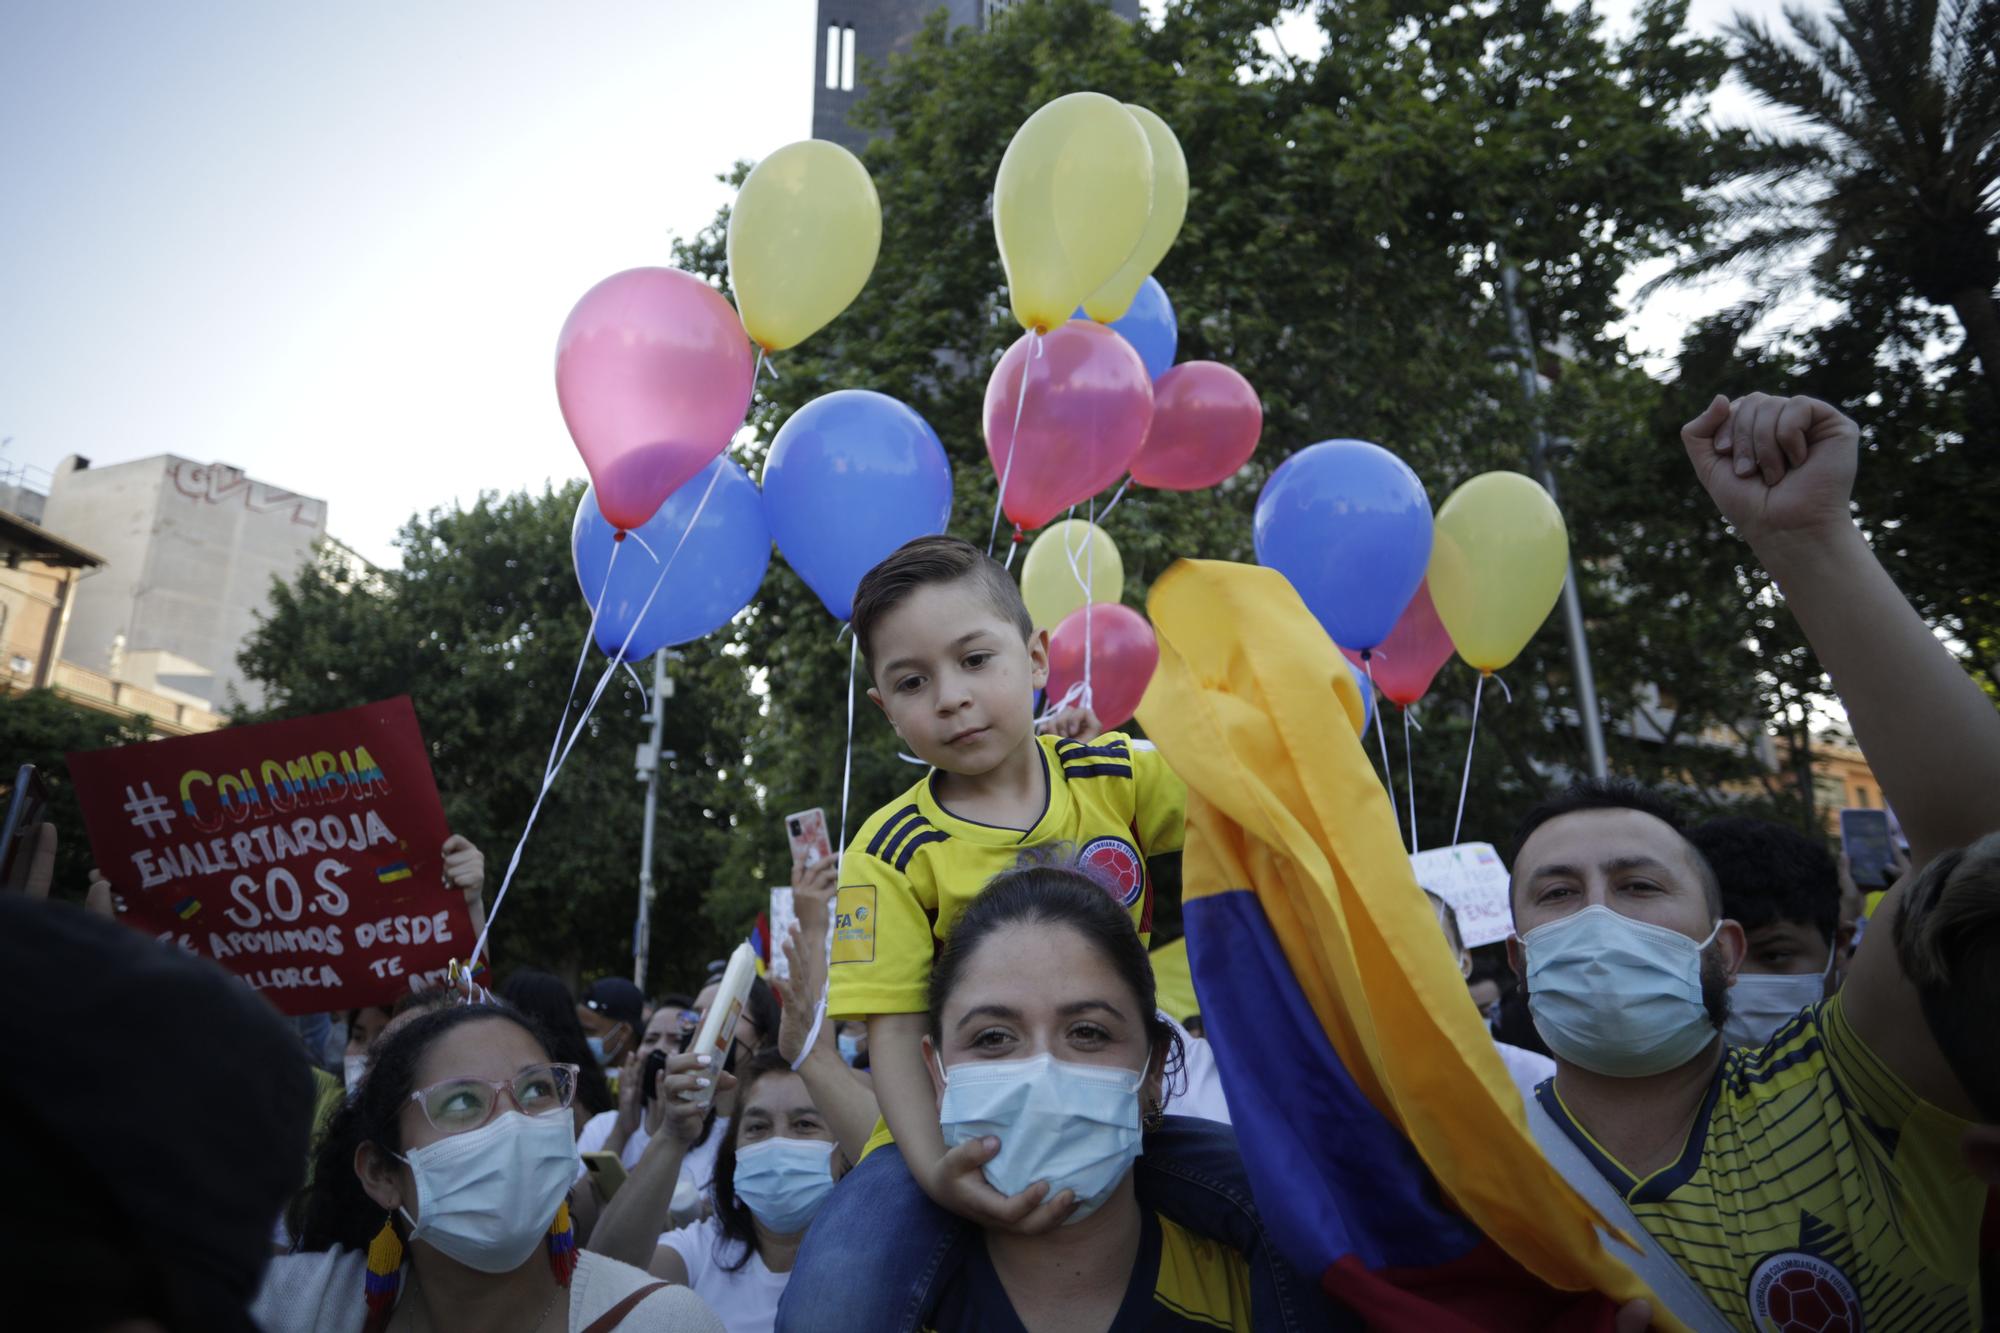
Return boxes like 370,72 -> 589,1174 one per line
1522,904 -> 1722,1078
731,1137 -> 837,1234
586,1035 -> 608,1065
936,1051 -> 1144,1223
836,1032 -> 862,1066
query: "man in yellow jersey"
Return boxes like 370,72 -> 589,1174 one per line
1508,390 -> 1994,1331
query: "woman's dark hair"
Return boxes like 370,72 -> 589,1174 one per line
288,1002 -> 555,1250
500,968 -> 614,1116
708,1049 -> 833,1274
929,863 -> 1185,1105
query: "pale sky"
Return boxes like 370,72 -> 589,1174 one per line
1,0 -> 1789,568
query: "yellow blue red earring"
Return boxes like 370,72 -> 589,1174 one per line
363,1214 -> 404,1333
546,1199 -> 578,1285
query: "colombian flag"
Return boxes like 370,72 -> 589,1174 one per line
1138,560 -> 1676,1332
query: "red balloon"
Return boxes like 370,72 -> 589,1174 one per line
1046,602 -> 1159,730
556,268 -> 754,531
984,321 -> 1153,532
1341,580 -> 1454,707
1130,361 -> 1262,491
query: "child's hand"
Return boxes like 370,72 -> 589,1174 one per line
1036,706 -> 1102,741
1681,392 -> 1858,550
923,1135 -> 1080,1236
777,923 -> 828,1065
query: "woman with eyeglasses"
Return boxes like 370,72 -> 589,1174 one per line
256,1000 -> 723,1333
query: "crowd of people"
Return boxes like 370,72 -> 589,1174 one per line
4,389 -> 1995,1332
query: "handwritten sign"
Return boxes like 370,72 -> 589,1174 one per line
68,697 -> 468,1014
1408,842 -> 1514,949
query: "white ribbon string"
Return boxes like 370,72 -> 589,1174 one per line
545,538 -> 623,785
793,632 -> 858,1071
988,330 -> 1042,556
473,462 -> 726,969
1362,654 -> 1401,836
1096,474 -> 1134,525
1403,705 -> 1418,853
1451,673 -> 1487,848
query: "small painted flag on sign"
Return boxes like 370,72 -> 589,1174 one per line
175,897 -> 201,920
376,862 -> 413,884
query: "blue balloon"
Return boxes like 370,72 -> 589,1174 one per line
763,390 -> 954,621
573,454 -> 770,659
1072,275 -> 1177,380
1254,439 -> 1433,652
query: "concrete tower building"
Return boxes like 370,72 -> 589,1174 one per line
812,0 -> 1141,152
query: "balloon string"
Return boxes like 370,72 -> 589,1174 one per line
545,538 -> 622,786
474,462 -> 726,968
1003,528 -> 1022,571
754,348 -> 779,384
1082,496 -> 1096,714
622,658 -> 650,712
1451,673 -> 1486,848
988,331 -> 1041,555
1403,705 -> 1418,854
1362,654 -> 1400,837
1096,474 -> 1134,525
793,632 -> 857,1072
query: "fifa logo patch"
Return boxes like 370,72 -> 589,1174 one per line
1078,836 -> 1144,908
1746,1249 -> 1861,1333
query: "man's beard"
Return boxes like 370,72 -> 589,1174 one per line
1699,944 -> 1732,1032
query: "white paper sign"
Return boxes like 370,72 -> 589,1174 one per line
1408,842 -> 1513,949
768,888 -> 796,981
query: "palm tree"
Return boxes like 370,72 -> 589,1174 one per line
1651,0 -> 2000,407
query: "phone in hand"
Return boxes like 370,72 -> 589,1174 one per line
581,1151 -> 628,1199
785,807 -> 833,868
1840,808 -> 1893,888
639,1046 -> 669,1106
0,764 -> 49,891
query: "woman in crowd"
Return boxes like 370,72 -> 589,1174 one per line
920,865 -> 1287,1332
256,999 -> 722,1333
640,1050 -> 848,1331
503,967 -> 619,1131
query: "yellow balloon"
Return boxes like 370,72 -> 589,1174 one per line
728,140 -> 882,352
1021,519 -> 1124,631
1081,105 -> 1187,322
1427,472 -> 1570,673
994,92 -> 1153,333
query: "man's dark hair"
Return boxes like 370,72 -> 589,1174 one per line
850,535 -> 1035,671
1688,817 -> 1839,946
1510,777 -> 1721,917
1895,833 -> 2000,1121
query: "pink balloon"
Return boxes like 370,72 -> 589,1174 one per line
1047,602 -> 1159,731
1130,361 -> 1263,491
556,268 -> 754,532
1341,579 -> 1454,707
983,321 -> 1153,532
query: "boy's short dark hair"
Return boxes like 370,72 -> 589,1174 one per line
851,535 -> 1035,669
1510,777 -> 1721,917
1688,817 -> 1839,945
1895,833 -> 2000,1120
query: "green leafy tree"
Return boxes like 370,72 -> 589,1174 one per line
238,492 -> 766,993
0,690 -> 151,897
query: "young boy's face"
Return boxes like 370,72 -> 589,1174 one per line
866,579 -> 1048,776
1739,919 -> 1833,975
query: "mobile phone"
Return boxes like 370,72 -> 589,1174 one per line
581,1152 -> 627,1199
1840,808 -> 1893,888
785,808 -> 833,868
639,1046 -> 668,1106
0,764 -> 49,891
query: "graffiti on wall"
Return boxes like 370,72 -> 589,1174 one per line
168,462 -> 325,529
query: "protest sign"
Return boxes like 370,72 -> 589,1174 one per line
1408,842 -> 1512,948
68,697 -> 470,1014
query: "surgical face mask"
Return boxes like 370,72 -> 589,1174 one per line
936,1052 -> 1143,1224
1521,905 -> 1722,1078
731,1136 -> 836,1234
586,1034 -> 609,1065
397,1110 -> 578,1272
343,1053 -> 369,1093
836,1032 -> 862,1066
1722,957 -> 1831,1049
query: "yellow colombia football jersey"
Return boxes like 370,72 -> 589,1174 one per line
827,731 -> 1185,1020
1536,992 -> 1983,1331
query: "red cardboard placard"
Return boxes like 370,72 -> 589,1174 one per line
66,696 -> 470,1014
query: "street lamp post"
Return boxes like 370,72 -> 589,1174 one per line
633,649 -> 674,990
1498,263 -> 1610,781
